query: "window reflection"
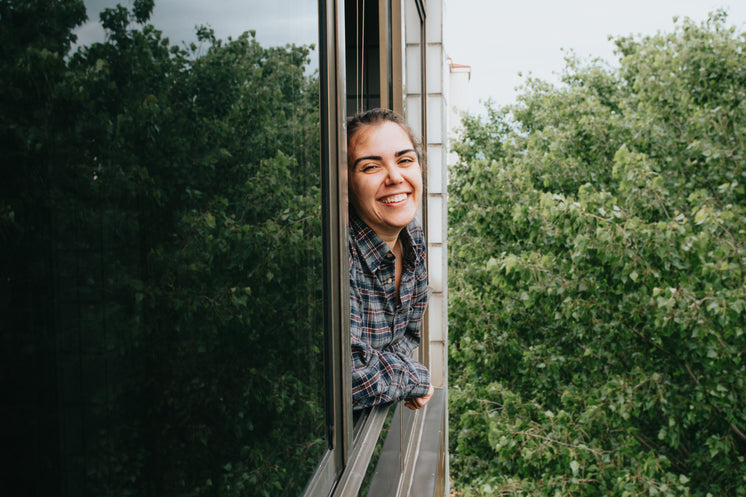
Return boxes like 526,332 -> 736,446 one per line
345,0 -> 381,115
1,1 -> 323,496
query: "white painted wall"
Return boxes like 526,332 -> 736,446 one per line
403,0 -> 449,390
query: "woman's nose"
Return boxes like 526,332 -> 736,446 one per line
385,165 -> 403,184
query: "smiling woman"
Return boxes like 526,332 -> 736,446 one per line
346,109 -> 434,412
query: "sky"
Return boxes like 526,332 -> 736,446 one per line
444,0 -> 746,115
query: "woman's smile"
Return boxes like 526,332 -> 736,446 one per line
348,121 -> 422,243
380,193 -> 409,204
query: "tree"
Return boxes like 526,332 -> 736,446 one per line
449,11 -> 746,496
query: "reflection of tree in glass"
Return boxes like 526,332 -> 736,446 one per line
1,0 -> 324,496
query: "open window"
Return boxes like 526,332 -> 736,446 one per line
339,2 -> 447,496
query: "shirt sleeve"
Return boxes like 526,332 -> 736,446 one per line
350,282 -> 431,410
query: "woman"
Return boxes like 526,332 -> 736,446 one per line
347,108 -> 434,411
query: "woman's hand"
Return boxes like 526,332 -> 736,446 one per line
404,384 -> 434,410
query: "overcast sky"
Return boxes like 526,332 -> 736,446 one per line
445,0 -> 746,115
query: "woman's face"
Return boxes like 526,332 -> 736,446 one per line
348,121 -> 422,239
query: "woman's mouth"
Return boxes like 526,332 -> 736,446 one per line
380,193 -> 408,204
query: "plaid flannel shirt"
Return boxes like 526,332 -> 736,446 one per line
349,211 -> 431,410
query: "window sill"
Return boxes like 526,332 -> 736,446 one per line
331,403 -> 392,497
365,387 -> 447,497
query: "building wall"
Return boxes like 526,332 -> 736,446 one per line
427,0 -> 449,391
404,0 -> 448,390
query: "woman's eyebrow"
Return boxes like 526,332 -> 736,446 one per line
352,155 -> 381,168
395,149 -> 416,157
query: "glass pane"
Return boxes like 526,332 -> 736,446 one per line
0,1 -> 324,496
345,0 -> 381,115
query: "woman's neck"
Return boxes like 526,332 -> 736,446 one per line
381,232 -> 401,252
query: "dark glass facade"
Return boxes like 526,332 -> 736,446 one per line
1,1 -> 324,495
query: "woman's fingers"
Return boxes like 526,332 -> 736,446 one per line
404,385 -> 435,410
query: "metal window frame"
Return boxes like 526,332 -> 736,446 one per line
309,2 -> 447,496
303,1 -> 351,495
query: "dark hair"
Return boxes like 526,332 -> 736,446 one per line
346,108 -> 422,168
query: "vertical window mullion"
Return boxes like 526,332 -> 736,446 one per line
319,0 -> 353,475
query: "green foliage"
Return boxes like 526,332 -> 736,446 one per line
2,1 -> 322,496
449,11 -> 746,496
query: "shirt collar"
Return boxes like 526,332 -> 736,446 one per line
349,209 -> 419,274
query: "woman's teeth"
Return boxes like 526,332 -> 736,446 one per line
381,193 -> 407,204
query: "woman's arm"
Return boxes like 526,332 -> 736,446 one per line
351,331 -> 431,410
350,277 -> 430,409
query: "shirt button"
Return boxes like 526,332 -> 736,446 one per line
386,278 -> 392,284
386,253 -> 394,259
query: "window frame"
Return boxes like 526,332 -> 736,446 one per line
300,1 -> 352,496
308,1 -> 448,495
318,2 -> 446,496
